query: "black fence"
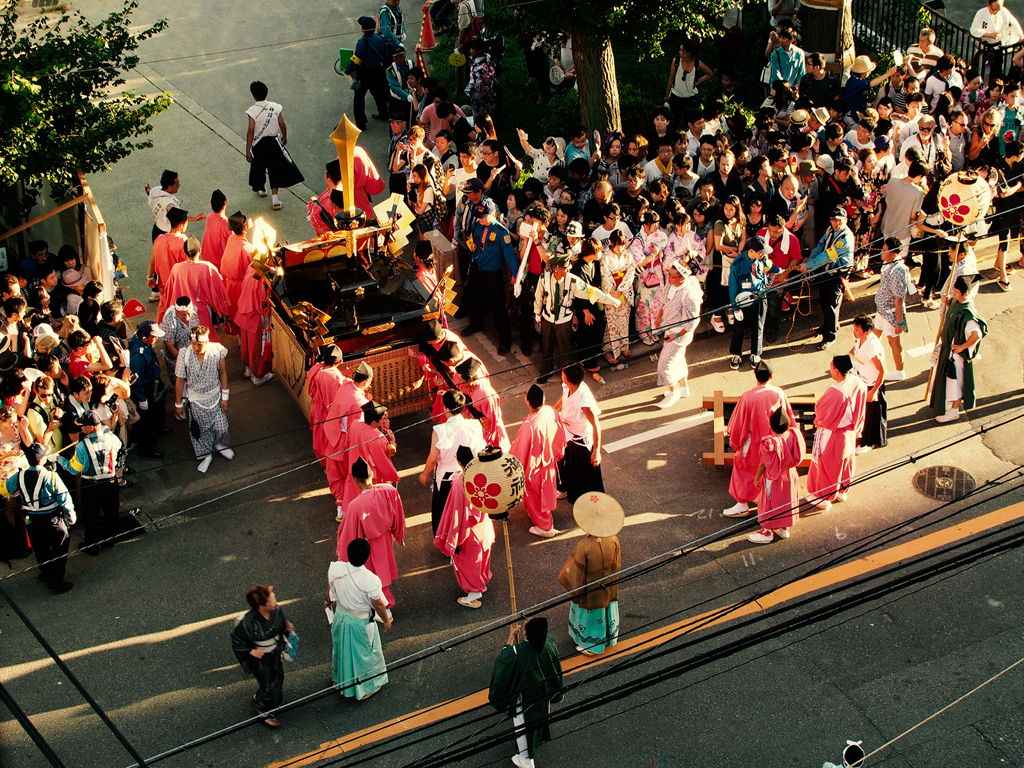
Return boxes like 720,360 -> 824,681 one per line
851,0 -> 1023,74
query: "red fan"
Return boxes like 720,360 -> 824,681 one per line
122,298 -> 147,319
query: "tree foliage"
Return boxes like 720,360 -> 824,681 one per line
0,0 -> 170,219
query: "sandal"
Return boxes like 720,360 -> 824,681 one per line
998,280 -> 1012,291
604,355 -> 618,365
118,479 -> 136,489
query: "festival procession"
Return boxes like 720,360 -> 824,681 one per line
4,0 -> 1024,766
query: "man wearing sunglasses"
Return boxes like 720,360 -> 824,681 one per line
898,115 -> 949,171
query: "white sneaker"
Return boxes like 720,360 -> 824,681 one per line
197,455 -> 212,473
678,385 -> 690,398
711,316 -> 725,333
775,527 -> 791,539
884,369 -> 906,381
217,447 -> 235,460
748,528 -> 774,544
935,407 -> 960,423
256,189 -> 268,197
251,372 -> 275,386
244,367 -> 253,378
836,492 -> 848,502
723,502 -> 750,517
855,445 -> 873,455
512,755 -> 535,768
148,291 -> 160,303
335,505 -> 344,522
807,497 -> 832,511
657,390 -> 681,409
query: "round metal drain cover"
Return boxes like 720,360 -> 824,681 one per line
913,465 -> 976,501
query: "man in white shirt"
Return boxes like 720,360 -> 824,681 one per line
896,92 -> 927,151
554,363 -> 604,503
590,203 -> 633,245
972,0 -> 1024,76
898,114 -> 949,170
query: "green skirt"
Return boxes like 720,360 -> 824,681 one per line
568,600 -> 619,654
331,611 -> 388,700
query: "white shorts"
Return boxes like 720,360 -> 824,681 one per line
874,313 -> 900,338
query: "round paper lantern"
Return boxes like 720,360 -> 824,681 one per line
938,171 -> 991,226
463,446 -> 525,521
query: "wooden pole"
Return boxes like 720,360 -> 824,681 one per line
502,519 -> 518,620
923,242 -> 961,402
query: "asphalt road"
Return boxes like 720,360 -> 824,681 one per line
2,1 -> 1024,768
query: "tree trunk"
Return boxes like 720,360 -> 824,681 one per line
571,30 -> 621,135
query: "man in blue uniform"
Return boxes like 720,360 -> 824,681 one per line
799,207 -> 855,350
377,0 -> 405,51
464,199 -> 520,355
59,411 -> 136,555
345,17 -> 391,130
129,319 -> 170,460
2,444 -> 76,592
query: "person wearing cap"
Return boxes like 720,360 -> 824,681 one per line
558,492 -> 622,655
799,206 -> 855,350
723,359 -> 794,518
159,296 -> 200,384
510,385 -> 567,537
220,212 -> 255,325
872,134 -> 896,178
323,361 -> 374,517
931,276 -> 987,423
456,356 -> 511,451
61,266 -> 90,316
337,454 -> 405,612
488,617 -> 564,768
128,319 -> 170,461
386,113 -> 410,194
727,234 -> 779,369
58,409 -> 129,554
386,46 -> 416,117
148,206 -> 190,314
162,235 -> 231,343
200,189 -> 230,270
464,197 -> 520,355
308,155 -> 386,236
327,537 -> 391,701
748,405 -> 804,544
844,56 -> 876,123
434,444 -> 495,606
234,254 -> 275,387
346,17 -> 392,130
806,355 -> 867,509
654,258 -> 702,408
416,319 -> 472,419
308,344 -> 347,467
419,388 -> 486,533
174,325 -> 232,474
1,443 -> 75,591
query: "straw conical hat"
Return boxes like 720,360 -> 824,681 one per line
572,492 -> 624,537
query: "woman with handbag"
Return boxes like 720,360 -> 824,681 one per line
327,538 -> 391,700
230,585 -> 294,728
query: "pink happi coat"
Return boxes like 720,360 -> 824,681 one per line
418,330 -> 472,423
756,427 -> 805,530
434,471 -> 495,594
220,233 -> 255,324
728,384 -> 794,504
340,421 -> 400,512
509,405 -> 566,530
308,365 -> 348,464
807,376 -> 868,503
460,378 -> 510,452
233,266 -> 272,378
200,211 -> 231,270
151,232 -> 188,320
323,380 -> 369,499
337,484 -> 405,607
162,260 -> 231,342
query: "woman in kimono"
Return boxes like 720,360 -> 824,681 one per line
600,229 -> 636,369
749,407 -> 805,543
655,259 -> 702,409
628,210 -> 670,345
174,325 -> 231,474
230,585 -> 294,727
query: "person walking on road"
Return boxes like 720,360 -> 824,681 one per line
230,585 -> 294,728
346,18 -> 392,130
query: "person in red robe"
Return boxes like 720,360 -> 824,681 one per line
749,407 -> 805,544
233,264 -> 274,385
806,355 -> 868,510
162,236 -> 231,342
308,155 -> 386,236
340,400 -> 399,515
220,212 -> 255,329
148,207 -> 189,319
200,190 -> 231,270
324,362 -> 374,519
723,360 -> 794,518
417,320 -> 471,423
510,384 -> 566,537
336,457 -> 405,610
456,356 -> 510,452
434,446 -> 496,608
308,344 -> 346,466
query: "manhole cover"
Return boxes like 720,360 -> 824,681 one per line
913,466 -> 976,501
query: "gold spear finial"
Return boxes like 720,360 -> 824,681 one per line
329,115 -> 362,219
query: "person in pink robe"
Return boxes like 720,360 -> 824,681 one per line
340,400 -> 399,514
749,407 -> 806,544
323,362 -> 374,518
336,457 -> 405,609
807,355 -> 868,510
456,356 -> 509,452
162,236 -> 231,342
308,344 -> 347,466
148,207 -> 189,320
723,360 -> 795,518
434,446 -> 496,608
417,320 -> 472,423
220,213 -> 256,326
510,384 -> 566,537
308,154 -> 386,236
200,191 -> 231,270
233,265 -> 274,385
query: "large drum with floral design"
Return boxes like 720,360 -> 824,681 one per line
938,171 -> 991,226
463,446 -> 525,521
